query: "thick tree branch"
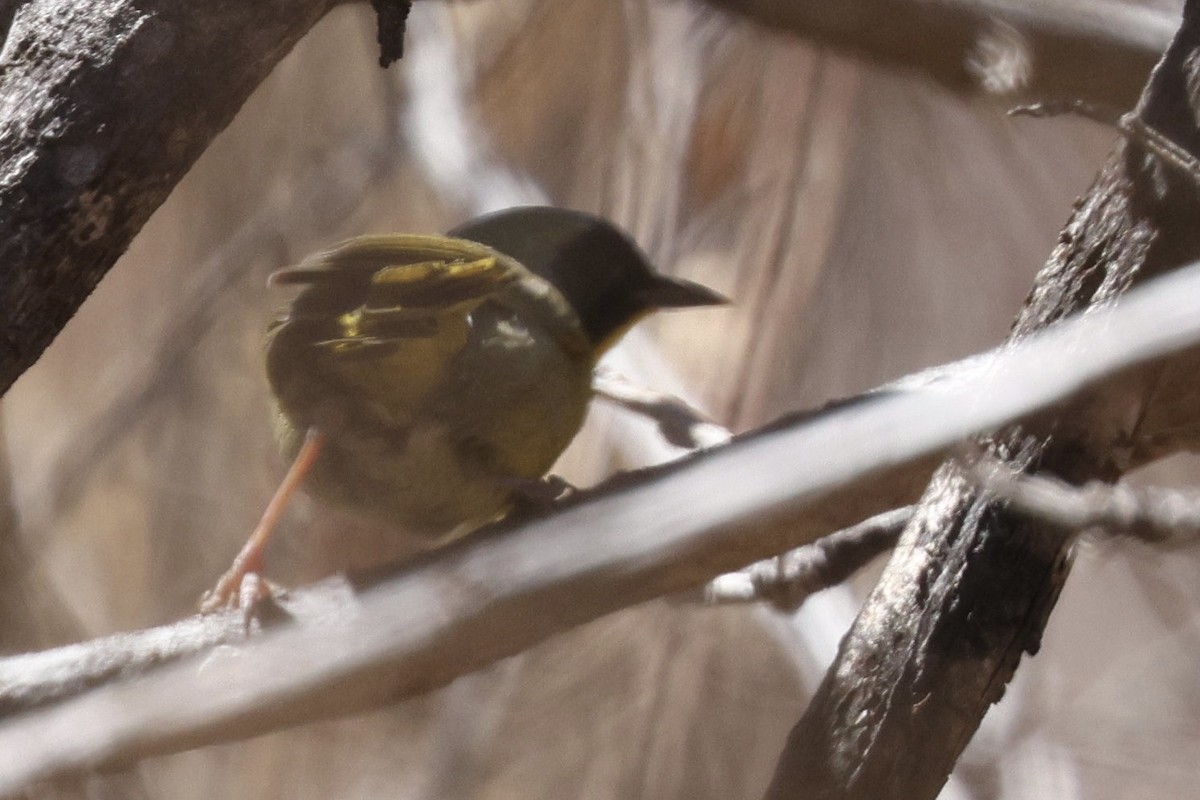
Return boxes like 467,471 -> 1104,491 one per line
5,2 -> 1200,797
9,258 -> 1200,789
764,5 -> 1200,798
0,0 -> 339,397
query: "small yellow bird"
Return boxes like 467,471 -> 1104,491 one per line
203,206 -> 726,609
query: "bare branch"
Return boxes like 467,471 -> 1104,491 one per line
0,0 -> 339,398
702,0 -> 1176,106
9,256 -> 1200,789
765,6 -> 1200,797
369,0 -> 412,65
975,458 -> 1200,546
702,506 -> 911,610
1012,100 -> 1200,187
593,367 -> 733,450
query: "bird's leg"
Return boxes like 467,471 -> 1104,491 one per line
200,428 -> 326,614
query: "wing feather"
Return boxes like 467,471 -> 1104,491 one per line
266,235 -> 523,436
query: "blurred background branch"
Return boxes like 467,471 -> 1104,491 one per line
703,0 -> 1177,106
11,254 -> 1200,789
978,457 -> 1200,545
3,0 -> 1199,799
766,5 -> 1200,797
701,506 -> 913,611
0,0 -> 1179,411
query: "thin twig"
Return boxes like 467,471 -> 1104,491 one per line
702,506 -> 912,610
1119,112 -> 1200,187
1010,101 -> 1200,189
1008,98 -> 1124,126
593,367 -> 732,450
7,258 -> 1200,791
974,457 -> 1200,545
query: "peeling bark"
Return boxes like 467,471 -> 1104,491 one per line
764,4 -> 1200,798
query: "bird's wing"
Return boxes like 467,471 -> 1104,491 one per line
270,234 -> 521,315
266,235 -> 525,434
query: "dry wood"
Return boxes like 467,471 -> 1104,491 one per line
0,0 -> 338,397
3,1 -> 1200,798
764,5 -> 1200,798
701,506 -> 912,610
7,258 -> 1200,790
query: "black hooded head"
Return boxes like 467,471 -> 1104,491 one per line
450,206 -> 725,347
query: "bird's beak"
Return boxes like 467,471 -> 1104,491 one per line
640,276 -> 729,309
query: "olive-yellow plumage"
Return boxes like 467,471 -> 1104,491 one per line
266,206 -> 724,533
202,206 -> 724,610
267,234 -> 595,532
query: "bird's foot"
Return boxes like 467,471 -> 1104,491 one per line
199,427 -> 322,618
199,552 -> 284,610
506,475 -> 577,521
200,563 -> 289,633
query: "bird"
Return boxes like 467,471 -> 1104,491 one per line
201,205 -> 727,610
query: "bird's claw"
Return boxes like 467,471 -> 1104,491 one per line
505,475 -> 577,521
199,564 -> 287,630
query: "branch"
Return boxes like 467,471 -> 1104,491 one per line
976,458 -> 1200,546
1011,99 -> 1200,187
703,0 -> 1176,107
764,5 -> 1200,797
701,506 -> 911,610
10,257 -> 1200,789
369,0 -> 412,65
593,366 -> 733,450
0,0 -> 339,398
0,0 -> 1179,473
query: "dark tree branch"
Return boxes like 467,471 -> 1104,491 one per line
701,506 -> 911,611
764,5 -> 1200,799
9,257 -> 1200,788
370,0 -> 413,65
0,0 -> 339,398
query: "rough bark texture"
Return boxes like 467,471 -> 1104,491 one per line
0,1 -> 1196,796
9,252 -> 1200,786
0,0 -> 337,397
764,4 -> 1200,798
